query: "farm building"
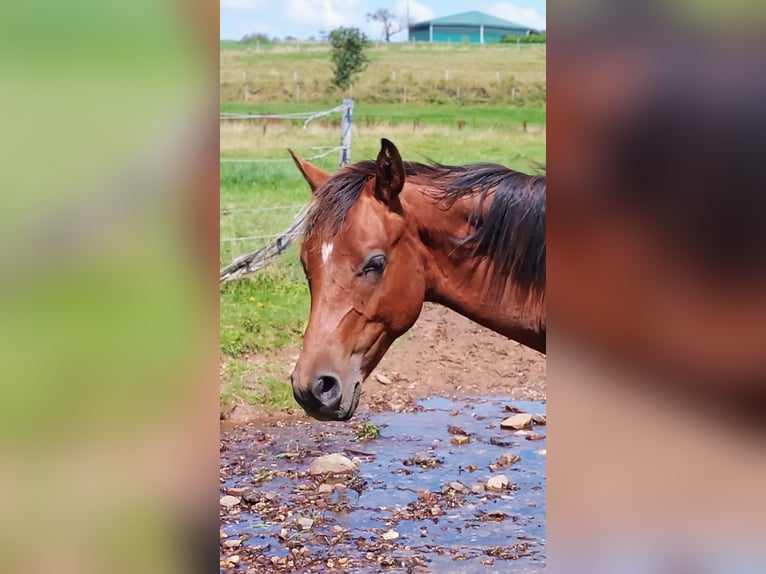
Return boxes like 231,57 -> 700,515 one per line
409,10 -> 536,44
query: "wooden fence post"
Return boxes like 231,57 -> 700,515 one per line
340,98 -> 354,166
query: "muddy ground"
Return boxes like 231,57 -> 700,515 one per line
220,303 -> 547,573
225,303 -> 546,423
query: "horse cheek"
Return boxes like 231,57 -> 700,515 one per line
388,265 -> 424,334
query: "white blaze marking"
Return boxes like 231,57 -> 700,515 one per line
321,242 -> 334,264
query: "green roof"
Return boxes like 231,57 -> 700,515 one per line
413,10 -> 528,30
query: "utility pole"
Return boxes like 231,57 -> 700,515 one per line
406,0 -> 410,41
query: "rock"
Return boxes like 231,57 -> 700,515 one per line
532,413 -> 547,425
242,490 -> 260,505
500,414 -> 533,430
537,449 -> 546,456
309,453 -> 357,475
471,483 -> 485,494
374,373 -> 391,385
489,437 -> 514,447
493,453 -> 520,469
447,425 -> 468,435
223,539 -> 241,548
526,433 -> 545,441
381,529 -> 399,540
297,517 -> 314,530
227,486 -> 248,496
485,475 -> 510,492
446,481 -> 469,494
450,434 -> 470,445
317,483 -> 335,494
220,495 -> 240,508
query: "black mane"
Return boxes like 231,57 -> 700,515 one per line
305,160 -> 546,299
432,163 -> 546,300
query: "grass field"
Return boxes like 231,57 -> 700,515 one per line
219,40 -> 546,414
221,41 -> 545,106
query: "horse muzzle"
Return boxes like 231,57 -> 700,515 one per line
290,372 -> 361,421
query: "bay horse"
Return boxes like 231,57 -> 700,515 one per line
289,139 -> 545,421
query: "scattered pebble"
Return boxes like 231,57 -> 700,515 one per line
317,483 -> 335,494
297,517 -> 314,530
382,529 -> 400,540
375,373 -> 392,385
309,453 -> 357,475
220,495 -> 240,508
486,474 -> 510,492
500,413 -> 533,430
450,434 -> 470,445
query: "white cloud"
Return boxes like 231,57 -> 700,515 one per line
394,0 -> 435,24
480,2 -> 546,31
281,0 -> 365,31
220,0 -> 267,9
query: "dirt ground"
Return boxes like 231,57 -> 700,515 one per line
225,302 -> 546,423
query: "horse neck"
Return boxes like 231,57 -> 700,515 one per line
401,181 -> 546,353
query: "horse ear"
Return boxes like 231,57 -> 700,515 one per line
288,149 -> 330,195
375,138 -> 405,204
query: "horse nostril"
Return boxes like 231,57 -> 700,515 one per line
312,375 -> 341,409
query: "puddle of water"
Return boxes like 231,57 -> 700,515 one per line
220,397 -> 546,573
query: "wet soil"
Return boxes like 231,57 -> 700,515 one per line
220,397 -> 546,573
225,303 -> 546,423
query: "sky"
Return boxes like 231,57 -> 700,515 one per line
220,0 -> 546,41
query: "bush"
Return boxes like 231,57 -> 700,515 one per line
240,33 -> 271,45
501,33 -> 546,44
328,27 -> 371,90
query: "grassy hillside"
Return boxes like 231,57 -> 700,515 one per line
221,41 -> 545,107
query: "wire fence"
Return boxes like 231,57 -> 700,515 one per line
219,100 -> 353,280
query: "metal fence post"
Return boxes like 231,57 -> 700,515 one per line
340,98 -> 354,166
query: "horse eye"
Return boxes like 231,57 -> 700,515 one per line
362,254 -> 386,275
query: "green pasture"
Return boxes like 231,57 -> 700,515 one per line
219,40 -> 545,414
221,41 -> 545,106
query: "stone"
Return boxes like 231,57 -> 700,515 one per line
309,453 -> 357,475
223,539 -> 241,548
485,475 -> 510,492
450,434 -> 470,445
297,517 -> 314,530
375,373 -> 392,385
242,490 -> 260,505
500,414 -> 533,430
495,453 -> 520,467
532,413 -> 547,425
220,495 -> 240,508
447,481 -> 469,494
317,483 -> 335,494
381,529 -> 400,540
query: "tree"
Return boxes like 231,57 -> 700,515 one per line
328,27 -> 370,90
367,9 -> 403,42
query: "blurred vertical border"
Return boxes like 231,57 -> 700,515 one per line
548,1 -> 766,572
0,0 -> 219,572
